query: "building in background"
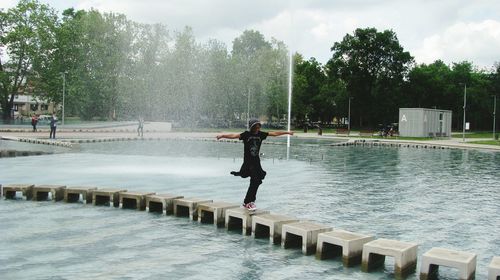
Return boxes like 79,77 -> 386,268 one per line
399,108 -> 452,138
13,94 -> 55,118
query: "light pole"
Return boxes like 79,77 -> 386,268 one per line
61,71 -> 68,126
348,97 -> 352,136
462,83 -> 467,142
493,95 -> 497,139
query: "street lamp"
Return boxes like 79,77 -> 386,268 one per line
61,71 -> 68,126
348,97 -> 353,136
493,95 -> 497,140
462,83 -> 467,142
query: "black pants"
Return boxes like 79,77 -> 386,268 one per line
243,177 -> 263,204
235,161 -> 266,204
50,126 -> 56,139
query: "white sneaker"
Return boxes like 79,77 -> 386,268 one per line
243,202 -> 257,211
248,202 -> 257,211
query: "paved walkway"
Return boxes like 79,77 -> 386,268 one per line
1,124 -> 499,152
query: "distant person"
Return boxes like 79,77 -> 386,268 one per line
31,114 -> 38,132
49,113 -> 58,139
216,119 -> 294,211
137,116 -> 144,137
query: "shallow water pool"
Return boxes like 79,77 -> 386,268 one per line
1,140 -> 499,279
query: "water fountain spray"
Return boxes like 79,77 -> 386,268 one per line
286,50 -> 293,160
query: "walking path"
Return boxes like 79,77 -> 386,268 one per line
1,123 -> 499,152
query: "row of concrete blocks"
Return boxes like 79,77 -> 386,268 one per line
16,136 -> 154,147
68,129 -> 159,133
15,136 -> 286,148
0,150 -> 47,158
331,140 -> 451,150
17,138 -> 74,148
2,183 -> 499,280
0,128 -> 158,133
17,136 -> 205,146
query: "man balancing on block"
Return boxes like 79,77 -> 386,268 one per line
216,119 -> 293,211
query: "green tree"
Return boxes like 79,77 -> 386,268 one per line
231,30 -> 272,124
0,0 -> 58,120
121,22 -> 170,120
327,27 -> 414,128
407,60 -> 496,130
199,38 -> 232,122
406,60 -> 453,109
257,38 -> 289,124
293,56 -> 327,122
48,9 -> 134,120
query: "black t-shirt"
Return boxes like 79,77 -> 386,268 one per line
239,131 -> 268,163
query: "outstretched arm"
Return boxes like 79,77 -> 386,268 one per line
268,131 -> 294,137
216,133 -> 240,140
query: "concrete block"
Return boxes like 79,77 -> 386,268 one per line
173,197 -> 212,220
119,191 -> 155,211
226,208 -> 270,235
281,221 -> 333,255
316,229 -> 375,266
2,184 -> 34,200
489,256 -> 500,280
92,188 -> 127,207
361,238 -> 418,278
64,186 -> 98,203
251,214 -> 299,244
420,247 -> 476,280
33,185 -> 66,201
145,194 -> 184,215
197,201 -> 239,227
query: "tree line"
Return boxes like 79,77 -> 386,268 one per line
1,0 -> 499,130
294,28 -> 500,130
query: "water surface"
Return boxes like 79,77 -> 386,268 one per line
1,140 -> 499,279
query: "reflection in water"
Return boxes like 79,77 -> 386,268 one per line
0,140 -> 499,279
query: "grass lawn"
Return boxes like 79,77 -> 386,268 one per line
451,131 -> 499,138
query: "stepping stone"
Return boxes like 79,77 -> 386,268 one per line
489,256 -> 500,280
420,247 -> 477,280
173,197 -> 213,220
251,213 -> 299,244
2,184 -> 34,200
225,208 -> 270,235
281,221 -> 333,255
145,193 -> 184,215
119,191 -> 156,210
197,201 -> 239,227
33,185 -> 66,201
64,186 -> 98,203
92,188 -> 127,207
361,238 -> 418,278
316,229 -> 375,266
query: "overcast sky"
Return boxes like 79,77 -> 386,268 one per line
2,0 -> 500,69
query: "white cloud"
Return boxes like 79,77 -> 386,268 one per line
2,0 -> 500,67
414,20 -> 500,67
0,0 -> 17,9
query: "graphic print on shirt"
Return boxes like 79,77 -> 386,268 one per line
247,136 -> 261,157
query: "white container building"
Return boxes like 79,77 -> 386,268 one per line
398,108 -> 452,138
